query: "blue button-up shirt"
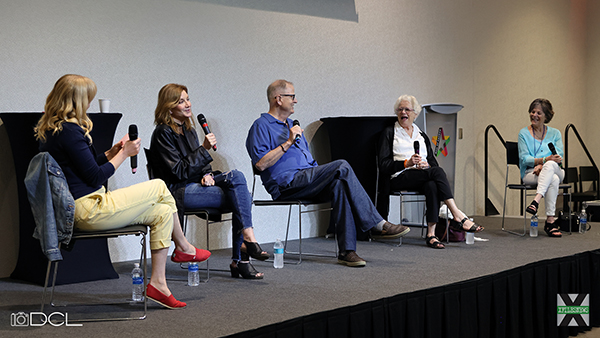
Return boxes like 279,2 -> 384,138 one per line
246,113 -> 317,199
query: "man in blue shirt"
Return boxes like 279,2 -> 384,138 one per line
246,79 -> 410,267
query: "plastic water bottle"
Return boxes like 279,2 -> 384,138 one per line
580,207 -> 588,234
273,239 -> 284,269
131,263 -> 144,302
188,262 -> 200,286
530,214 -> 538,237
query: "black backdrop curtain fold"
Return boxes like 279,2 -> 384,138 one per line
227,249 -> 600,338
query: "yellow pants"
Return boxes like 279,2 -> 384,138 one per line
74,179 -> 176,250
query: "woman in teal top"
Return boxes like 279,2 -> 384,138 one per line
517,98 -> 564,237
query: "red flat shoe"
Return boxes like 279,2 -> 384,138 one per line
146,284 -> 186,309
171,247 -> 211,263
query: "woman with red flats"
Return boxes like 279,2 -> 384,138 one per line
518,98 -> 564,237
149,83 -> 268,280
35,74 -> 208,309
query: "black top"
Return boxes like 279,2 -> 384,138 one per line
39,122 -> 114,199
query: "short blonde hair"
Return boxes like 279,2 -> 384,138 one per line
154,83 -> 194,133
35,74 -> 96,143
393,95 -> 422,117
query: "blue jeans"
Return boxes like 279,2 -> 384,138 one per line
277,160 -> 383,252
184,169 -> 253,261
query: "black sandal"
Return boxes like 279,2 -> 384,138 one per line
526,200 -> 538,215
230,254 -> 264,279
451,217 -> 484,233
426,236 -> 445,249
544,221 -> 562,237
241,240 -> 270,261
230,261 -> 264,279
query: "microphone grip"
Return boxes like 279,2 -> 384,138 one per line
197,114 -> 217,151
205,131 -> 217,151
128,124 -> 138,174
547,142 -> 562,167
292,120 -> 301,142
548,142 -> 557,155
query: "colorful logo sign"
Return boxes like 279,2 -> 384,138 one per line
432,127 -> 450,157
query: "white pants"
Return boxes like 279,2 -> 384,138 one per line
522,161 -> 565,216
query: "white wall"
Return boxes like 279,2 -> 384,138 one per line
1,0 -> 598,275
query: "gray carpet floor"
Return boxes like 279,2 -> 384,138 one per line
1,216 -> 600,338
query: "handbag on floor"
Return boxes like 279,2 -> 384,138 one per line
435,219 -> 465,242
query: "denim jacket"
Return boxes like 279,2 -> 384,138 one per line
25,152 -> 75,261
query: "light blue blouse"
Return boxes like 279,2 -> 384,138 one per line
517,125 -> 563,179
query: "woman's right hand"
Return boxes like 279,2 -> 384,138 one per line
546,154 -> 562,164
123,138 -> 141,157
408,154 -> 421,167
203,133 -> 217,150
108,136 -> 140,171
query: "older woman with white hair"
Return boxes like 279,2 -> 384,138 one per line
377,94 -> 483,249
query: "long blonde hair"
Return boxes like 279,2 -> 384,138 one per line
154,83 -> 194,134
35,74 -> 97,142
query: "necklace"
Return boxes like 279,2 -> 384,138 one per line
531,125 -> 546,157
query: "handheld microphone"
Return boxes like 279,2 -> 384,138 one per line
197,114 -> 217,151
548,142 -> 557,155
292,120 -> 301,142
548,142 -> 562,167
414,140 -> 420,155
128,124 -> 138,174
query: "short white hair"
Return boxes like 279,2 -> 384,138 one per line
394,95 -> 422,117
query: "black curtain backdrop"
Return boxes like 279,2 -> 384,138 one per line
320,117 -> 397,241
227,249 -> 600,338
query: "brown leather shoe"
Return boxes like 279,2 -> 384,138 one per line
337,251 -> 366,267
371,221 -> 410,239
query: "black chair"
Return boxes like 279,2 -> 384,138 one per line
573,166 -> 600,211
501,141 -> 571,236
143,148 -> 230,282
41,225 -> 148,322
250,165 -> 335,264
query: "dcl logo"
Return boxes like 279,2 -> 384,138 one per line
11,312 -> 82,327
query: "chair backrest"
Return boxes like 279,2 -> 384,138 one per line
579,166 -> 599,194
250,163 -> 261,200
505,141 -> 520,167
143,148 -> 155,180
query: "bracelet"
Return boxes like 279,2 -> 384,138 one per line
543,157 -> 546,164
280,144 -> 287,153
404,159 -> 408,168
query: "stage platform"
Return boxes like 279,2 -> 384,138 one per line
1,215 -> 599,337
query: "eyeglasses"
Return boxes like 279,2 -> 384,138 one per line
397,108 -> 414,113
279,94 -> 296,100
